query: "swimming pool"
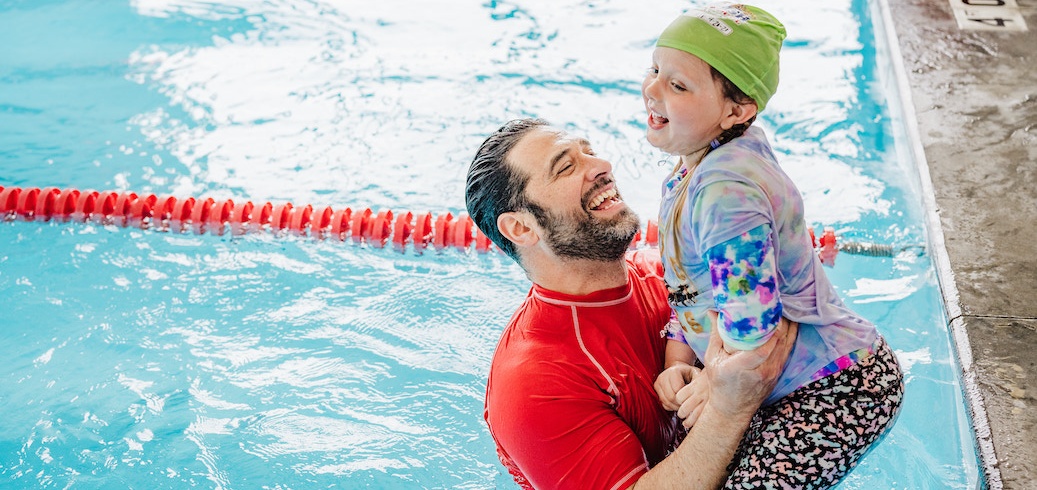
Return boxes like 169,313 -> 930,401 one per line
0,0 -> 982,488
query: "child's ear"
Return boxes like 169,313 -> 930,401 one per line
723,101 -> 758,129
497,211 -> 540,248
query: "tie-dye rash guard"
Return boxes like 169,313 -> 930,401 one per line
658,126 -> 878,405
707,223 -> 783,351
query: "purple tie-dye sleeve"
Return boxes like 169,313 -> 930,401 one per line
706,223 -> 782,350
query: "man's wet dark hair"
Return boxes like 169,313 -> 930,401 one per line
465,118 -> 549,262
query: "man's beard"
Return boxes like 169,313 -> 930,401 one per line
526,201 -> 640,262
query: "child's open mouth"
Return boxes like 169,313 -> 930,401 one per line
648,110 -> 669,129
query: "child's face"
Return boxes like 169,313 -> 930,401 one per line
641,47 -> 739,158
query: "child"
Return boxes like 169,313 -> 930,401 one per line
643,4 -> 904,488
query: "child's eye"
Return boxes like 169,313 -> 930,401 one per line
671,81 -> 686,92
646,67 -> 659,76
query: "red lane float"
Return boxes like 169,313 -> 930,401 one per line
808,226 -> 839,267
1,186 -> 616,254
2,185 -> 915,262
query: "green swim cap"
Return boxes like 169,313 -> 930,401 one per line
656,3 -> 786,112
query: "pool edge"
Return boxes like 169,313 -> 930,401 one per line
875,0 -> 1004,488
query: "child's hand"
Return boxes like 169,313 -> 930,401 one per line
684,310 -> 798,426
653,362 -> 699,412
675,374 -> 709,429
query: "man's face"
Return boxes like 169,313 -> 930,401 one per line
507,126 -> 640,261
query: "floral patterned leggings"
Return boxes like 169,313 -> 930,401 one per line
723,337 -> 904,489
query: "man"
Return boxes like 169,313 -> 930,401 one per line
466,118 -> 797,490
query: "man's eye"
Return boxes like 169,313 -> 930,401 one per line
558,163 -> 574,175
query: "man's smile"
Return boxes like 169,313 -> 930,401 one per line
587,188 -> 622,211
584,178 -> 625,212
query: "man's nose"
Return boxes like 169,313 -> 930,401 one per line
583,154 -> 613,180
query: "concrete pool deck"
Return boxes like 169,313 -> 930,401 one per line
886,1 -> 1036,488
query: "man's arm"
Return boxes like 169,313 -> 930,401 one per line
631,314 -> 798,489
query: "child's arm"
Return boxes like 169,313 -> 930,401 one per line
706,223 -> 782,352
664,331 -> 696,368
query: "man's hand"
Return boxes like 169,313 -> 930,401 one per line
698,311 -> 797,420
654,362 -> 699,412
630,315 -> 797,489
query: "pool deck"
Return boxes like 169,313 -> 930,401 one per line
885,1 -> 1036,488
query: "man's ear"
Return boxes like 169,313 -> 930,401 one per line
722,101 -> 758,129
497,211 -> 540,248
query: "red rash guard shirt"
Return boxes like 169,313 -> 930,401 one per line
484,251 -> 677,490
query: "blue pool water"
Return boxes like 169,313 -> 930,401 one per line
1,0 -> 981,488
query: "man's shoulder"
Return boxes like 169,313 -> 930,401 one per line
489,320 -> 578,383
624,248 -> 664,280
622,250 -> 671,324
485,327 -> 588,421
486,309 -> 603,400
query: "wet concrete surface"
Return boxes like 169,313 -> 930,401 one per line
886,0 -> 1037,488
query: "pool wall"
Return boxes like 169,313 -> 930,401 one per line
882,0 -> 1037,487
